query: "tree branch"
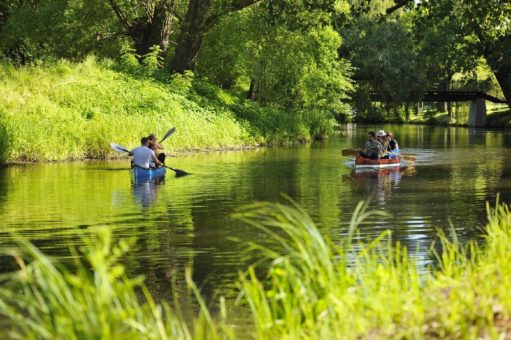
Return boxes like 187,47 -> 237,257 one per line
231,0 -> 261,11
107,0 -> 131,28
205,0 -> 261,31
386,0 -> 414,15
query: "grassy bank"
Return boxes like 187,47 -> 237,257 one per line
1,200 -> 511,338
0,57 -> 333,164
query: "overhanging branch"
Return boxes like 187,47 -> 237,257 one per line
386,0 -> 414,15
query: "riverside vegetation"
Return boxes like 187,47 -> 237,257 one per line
1,200 -> 510,339
0,56 -> 337,164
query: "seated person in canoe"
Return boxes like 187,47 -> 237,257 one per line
385,131 -> 400,159
148,133 -> 166,167
129,137 -> 163,169
359,131 -> 386,160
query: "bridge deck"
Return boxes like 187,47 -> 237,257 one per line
422,91 -> 507,104
369,91 -> 507,104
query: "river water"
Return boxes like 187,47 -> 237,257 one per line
0,124 -> 510,305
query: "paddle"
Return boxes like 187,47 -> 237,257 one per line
110,142 -> 190,176
160,127 -> 176,143
111,143 -> 129,154
341,148 -> 416,162
341,148 -> 359,156
163,165 -> 189,177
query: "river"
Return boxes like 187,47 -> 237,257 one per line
0,124 -> 510,307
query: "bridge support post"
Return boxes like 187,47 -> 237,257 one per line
468,98 -> 486,127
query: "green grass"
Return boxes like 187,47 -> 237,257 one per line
487,107 -> 511,128
0,228 -> 230,339
235,200 -> 511,338
1,200 -> 511,338
0,57 -> 336,164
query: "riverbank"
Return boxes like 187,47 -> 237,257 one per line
1,200 -> 511,338
404,106 -> 510,128
354,103 -> 510,128
0,57 -> 334,164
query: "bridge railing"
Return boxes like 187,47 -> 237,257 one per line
428,80 -> 505,101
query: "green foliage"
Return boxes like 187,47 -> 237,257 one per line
142,45 -> 164,75
0,57 -> 341,164
341,14 -> 426,117
119,45 -> 141,74
0,58 -> 257,163
199,4 -> 354,123
169,70 -> 195,95
416,0 -> 511,103
0,0 -> 118,61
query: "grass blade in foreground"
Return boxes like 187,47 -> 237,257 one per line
0,228 -> 228,340
235,201 -> 511,339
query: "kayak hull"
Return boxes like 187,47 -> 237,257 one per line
131,167 -> 166,182
355,154 -> 400,168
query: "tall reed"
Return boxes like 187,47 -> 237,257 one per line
0,228 -> 231,339
234,200 -> 511,338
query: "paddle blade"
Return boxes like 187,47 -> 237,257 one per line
160,127 -> 176,143
342,149 -> 359,156
401,155 -> 416,162
173,168 -> 190,177
111,142 -> 130,153
164,165 -> 190,177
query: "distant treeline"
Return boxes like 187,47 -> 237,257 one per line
1,1 -> 510,122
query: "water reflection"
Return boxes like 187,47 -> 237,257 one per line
132,178 -> 165,208
343,165 -> 417,207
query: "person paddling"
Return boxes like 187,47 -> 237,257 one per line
359,131 -> 385,160
385,131 -> 400,159
148,133 -> 166,166
129,137 -> 162,169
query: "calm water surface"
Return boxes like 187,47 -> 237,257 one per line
1,124 -> 511,305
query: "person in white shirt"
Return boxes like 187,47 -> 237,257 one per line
129,137 -> 163,169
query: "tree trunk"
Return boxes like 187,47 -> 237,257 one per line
169,0 -> 211,73
128,3 -> 174,56
436,79 -> 448,113
247,78 -> 256,100
493,66 -> 511,106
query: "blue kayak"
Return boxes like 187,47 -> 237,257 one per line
131,167 -> 166,182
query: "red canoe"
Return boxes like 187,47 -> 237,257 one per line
355,154 -> 401,168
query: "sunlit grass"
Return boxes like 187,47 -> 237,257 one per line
1,200 -> 511,338
234,200 -> 511,338
0,57 -> 336,164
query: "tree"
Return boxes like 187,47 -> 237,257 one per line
339,0 -> 426,119
0,0 -> 119,60
169,0 -> 261,73
197,1 -> 353,119
107,0 -> 179,56
417,0 -> 511,105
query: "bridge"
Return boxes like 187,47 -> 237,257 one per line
370,80 -> 509,127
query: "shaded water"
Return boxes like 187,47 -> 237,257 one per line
1,124 -> 511,304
